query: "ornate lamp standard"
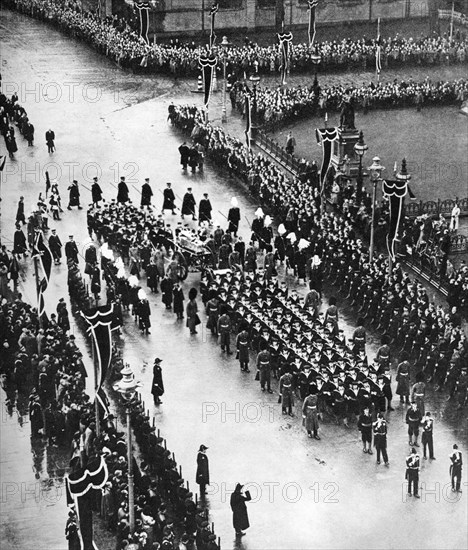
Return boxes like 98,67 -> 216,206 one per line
367,156 -> 385,262
113,364 -> 142,535
220,36 -> 232,123
311,46 -> 321,96
354,130 -> 368,205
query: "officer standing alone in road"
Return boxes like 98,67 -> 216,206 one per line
196,444 -> 209,496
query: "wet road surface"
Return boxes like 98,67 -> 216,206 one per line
1,8 -> 467,550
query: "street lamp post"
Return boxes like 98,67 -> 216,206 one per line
367,156 -> 385,262
113,364 -> 142,536
249,72 -> 261,129
391,158 -> 411,274
354,130 -> 368,205
220,36 -> 231,123
311,46 -> 321,102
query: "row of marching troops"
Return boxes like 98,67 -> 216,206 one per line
85,194 -> 468,417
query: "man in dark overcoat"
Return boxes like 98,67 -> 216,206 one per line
230,483 -> 251,536
151,358 -> 164,405
196,444 -> 209,496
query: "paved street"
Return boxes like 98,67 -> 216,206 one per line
1,8 -> 468,550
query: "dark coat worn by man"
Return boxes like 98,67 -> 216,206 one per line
230,484 -> 251,534
196,447 -> 209,494
117,178 -> 129,204
151,359 -> 164,404
181,189 -> 196,219
65,237 -> 79,264
199,196 -> 212,223
49,231 -> 62,263
141,181 -> 153,207
91,180 -> 103,205
162,184 -> 176,213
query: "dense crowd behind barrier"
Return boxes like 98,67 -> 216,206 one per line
231,78 -> 468,128
7,0 -> 468,77
0,296 -> 220,549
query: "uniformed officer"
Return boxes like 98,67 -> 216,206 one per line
217,307 -> 232,354
373,413 -> 389,466
406,402 -> 422,447
357,406 -> 373,454
421,412 -> 435,460
256,341 -> 273,393
450,444 -> 463,492
406,447 -> 420,498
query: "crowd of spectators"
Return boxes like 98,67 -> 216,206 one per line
8,0 -> 468,77
230,77 -> 468,128
0,294 -> 220,549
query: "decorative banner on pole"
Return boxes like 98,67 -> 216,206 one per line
67,456 -> 109,497
277,31 -> 293,85
209,2 -> 219,50
315,127 -> 338,196
245,94 -> 252,149
81,304 -> 115,393
66,456 -> 109,550
375,18 -> 382,80
383,177 -> 408,261
134,1 -> 150,44
32,229 -> 53,316
308,0 -> 318,46
199,53 -> 218,107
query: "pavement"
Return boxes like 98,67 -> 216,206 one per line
1,8 -> 468,550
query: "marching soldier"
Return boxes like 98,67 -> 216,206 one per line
373,413 -> 389,466
358,406 -> 373,454
279,369 -> 294,416
449,444 -> 463,492
352,317 -> 366,356
256,341 -> 273,393
302,388 -> 320,439
406,447 -> 421,498
421,411 -> 435,460
236,323 -> 250,372
406,402 -> 422,447
217,306 -> 232,354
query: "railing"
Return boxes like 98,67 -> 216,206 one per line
405,197 -> 468,218
255,128 -> 468,293
254,129 -> 303,175
255,129 -> 468,221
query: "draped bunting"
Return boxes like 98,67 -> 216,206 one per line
277,31 -> 293,85
245,94 -> 252,149
199,54 -> 217,107
134,1 -> 150,44
81,304 -> 115,394
308,0 -> 318,46
32,230 -> 53,316
209,2 -> 219,50
67,456 -> 109,497
376,18 -> 382,79
315,127 -> 338,196
383,178 -> 408,261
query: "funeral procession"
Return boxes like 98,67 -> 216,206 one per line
0,0 -> 467,548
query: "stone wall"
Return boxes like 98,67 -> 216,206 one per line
112,0 -> 432,35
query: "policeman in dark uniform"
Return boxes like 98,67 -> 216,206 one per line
256,341 -> 273,393
450,444 -> 463,492
357,406 -> 373,454
406,447 -> 420,498
373,413 -> 389,466
421,411 -> 435,460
